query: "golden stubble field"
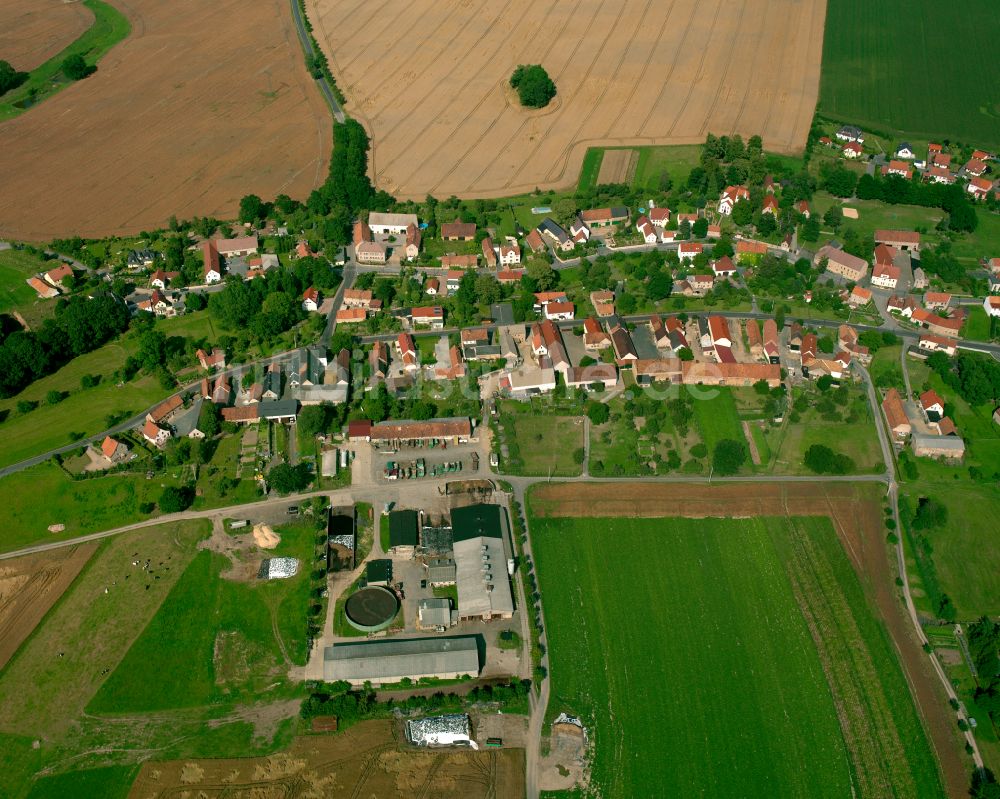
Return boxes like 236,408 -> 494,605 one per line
309,0 -> 826,199
0,0 -> 94,71
0,0 -> 331,241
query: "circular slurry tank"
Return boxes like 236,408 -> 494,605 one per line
344,585 -> 400,632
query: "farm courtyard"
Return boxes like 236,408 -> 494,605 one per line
528,482 -> 966,798
0,0 -> 331,240
308,0 -> 825,198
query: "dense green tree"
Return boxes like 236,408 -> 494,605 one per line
731,201 -> 753,227
912,497 -> 948,531
712,439 -> 747,475
803,443 -> 854,474
0,60 -> 28,95
509,64 -> 556,108
239,194 -> 265,224
586,401 -> 609,425
298,404 -> 331,439
158,485 -> 195,513
61,53 -> 95,80
267,462 -> 313,494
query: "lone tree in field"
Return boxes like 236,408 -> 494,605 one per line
712,439 -> 747,475
510,64 -> 556,109
61,53 -> 95,81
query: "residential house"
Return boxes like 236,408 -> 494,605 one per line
196,348 -> 226,371
678,242 -> 703,261
609,324 -> 638,366
848,286 -> 872,307
481,237 -> 498,268
259,399 -> 298,424
202,241 -> 222,283
912,433 -> 965,460
538,219 -> 573,251
649,207 -> 671,226
796,200 -> 811,218
565,363 -> 618,391
412,306 -> 444,329
964,159 -> 988,177
142,419 -> 172,448
583,316 -> 611,350
924,292 -> 951,311
761,195 -> 779,216
590,290 -> 615,317
127,249 -> 158,270
815,245 -> 868,282
440,221 -> 476,241
682,361 -> 781,388
918,335 -> 957,357
707,316 -> 732,348
261,364 -> 282,399
27,277 -> 59,298
425,277 -> 440,295
544,300 -> 574,321
136,290 -> 175,316
746,319 -> 764,360
396,333 -> 418,372
501,364 -> 556,398
843,142 -> 863,159
882,389 -> 911,441
883,160 -> 913,179
894,142 -> 916,160
711,256 -> 737,278
912,267 -> 928,289
405,224 -> 422,260
636,215 -> 659,244
762,319 -> 780,364
335,308 -> 367,324
836,125 -> 864,143
871,261 -> 900,290
212,374 -> 231,405
369,341 -> 389,388
933,152 -> 952,169
533,291 -> 568,312
887,294 -> 917,317
984,296 -> 1000,318
343,288 -> 373,309
497,269 -> 524,284
101,436 -> 130,464
525,229 -> 546,253
354,221 -> 386,264
788,323 -> 802,352
920,389 -> 945,422
875,230 -> 920,252
569,217 -> 590,243
222,405 -> 260,425
926,166 -> 956,185
446,270 -> 465,294
717,185 -> 749,215
302,287 -> 320,312
968,177 -> 993,200
293,241 -> 316,260
686,274 -> 714,295
149,269 -> 179,289
434,346 -> 466,380
499,242 -> 521,265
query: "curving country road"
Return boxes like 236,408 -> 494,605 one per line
288,0 -> 346,123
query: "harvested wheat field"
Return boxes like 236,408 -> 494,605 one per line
0,0 -> 94,71
309,0 -> 825,199
597,148 -> 638,185
529,481 -> 967,797
0,0 -> 331,241
0,541 -> 97,669
128,719 -> 525,799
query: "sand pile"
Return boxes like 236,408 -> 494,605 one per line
253,524 -> 281,549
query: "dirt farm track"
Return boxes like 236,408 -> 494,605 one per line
0,0 -> 331,241
309,0 -> 826,199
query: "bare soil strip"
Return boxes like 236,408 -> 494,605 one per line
528,481 -> 968,797
0,0 -> 331,240
596,149 -> 637,185
308,0 -> 825,199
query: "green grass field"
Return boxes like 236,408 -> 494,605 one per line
89,522 -> 315,712
962,306 -> 994,342
530,513 -> 944,798
0,0 -> 131,121
819,0 -> 1000,148
691,387 -> 743,454
505,413 -> 584,476
0,248 -> 52,322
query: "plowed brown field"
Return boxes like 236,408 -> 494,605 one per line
308,0 -> 825,199
128,719 -> 525,799
0,0 -> 94,71
0,542 -> 97,669
528,481 -> 967,797
0,0 -> 331,241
